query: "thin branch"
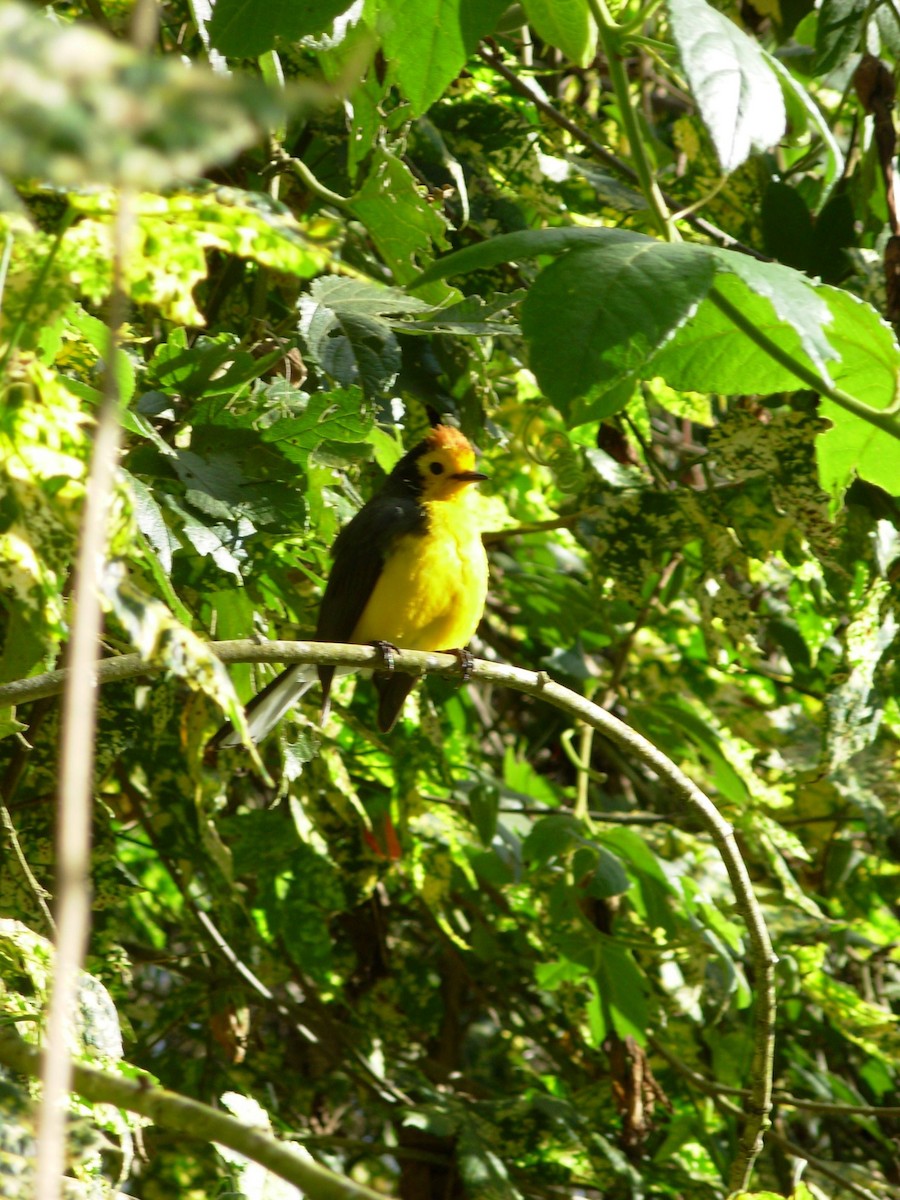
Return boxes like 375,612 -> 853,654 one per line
476,44 -> 768,258
425,793 -> 671,824
0,1026 -> 395,1200
710,285 -> 900,442
35,192 -> 131,1200
0,802 -> 56,933
270,145 -> 352,208
482,509 -> 602,544
649,1036 -> 900,1117
588,0 -> 675,241
3,635 -> 778,1189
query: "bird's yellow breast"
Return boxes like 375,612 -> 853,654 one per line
351,496 -> 488,651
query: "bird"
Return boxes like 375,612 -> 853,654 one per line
215,424 -> 489,745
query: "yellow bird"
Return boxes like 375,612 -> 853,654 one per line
218,424 -> 488,743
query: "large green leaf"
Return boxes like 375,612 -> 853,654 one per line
520,240 -> 716,406
208,0 -> 356,57
667,0 -> 786,171
424,225 -> 900,493
522,0 -> 596,67
382,0 -> 509,114
817,398 -> 900,498
597,942 -> 648,1041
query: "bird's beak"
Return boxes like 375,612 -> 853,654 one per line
451,470 -> 488,482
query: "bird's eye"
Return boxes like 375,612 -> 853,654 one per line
429,461 -> 444,475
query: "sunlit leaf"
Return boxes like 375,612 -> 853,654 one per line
668,0 -> 786,171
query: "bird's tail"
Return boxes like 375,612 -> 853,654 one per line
212,664 -> 317,747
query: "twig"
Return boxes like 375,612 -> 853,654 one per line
0,1026 -> 395,1200
481,509 -> 603,544
425,793 -> 670,823
476,44 -> 769,259
270,146 -> 352,209
0,802 -> 56,933
649,1035 -> 900,1116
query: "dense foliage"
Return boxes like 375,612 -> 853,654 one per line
1,0 -> 899,1197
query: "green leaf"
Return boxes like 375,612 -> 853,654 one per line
350,149 -> 451,287
817,404 -> 900,498
668,0 -> 786,171
652,266 -> 898,408
414,226 -> 647,287
597,942 -> 647,1041
259,386 -> 373,465
535,957 -> 587,989
584,847 -> 631,899
381,0 -> 510,115
522,0 -> 596,67
101,565 -> 250,732
300,298 -> 399,400
815,290 -> 900,497
457,1122 -> 523,1200
208,0 -> 356,57
762,49 -> 845,205
146,332 -> 247,399
69,188 -> 328,323
814,0 -> 868,75
123,471 -> 177,576
520,241 -> 716,408
397,292 -> 521,336
469,784 -> 501,846
67,307 -> 136,406
522,814 -> 582,866
302,276 -> 432,321
762,181 -> 816,272
299,278 -> 435,397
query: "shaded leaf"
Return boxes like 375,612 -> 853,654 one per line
520,241 -> 716,407
208,0 -> 356,57
814,0 -> 868,75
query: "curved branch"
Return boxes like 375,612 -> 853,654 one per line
1,636 -> 777,1188
710,285 -> 900,442
0,1026 -> 392,1200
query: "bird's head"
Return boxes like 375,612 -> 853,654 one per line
391,424 -> 487,502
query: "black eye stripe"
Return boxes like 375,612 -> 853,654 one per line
429,461 -> 444,475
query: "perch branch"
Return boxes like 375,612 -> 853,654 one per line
0,1026 -> 392,1200
2,637 -> 776,1190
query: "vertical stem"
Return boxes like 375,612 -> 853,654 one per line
574,721 -> 594,819
588,0 -> 677,241
34,192 -> 131,1200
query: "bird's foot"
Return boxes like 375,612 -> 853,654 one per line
444,648 -> 475,681
370,640 -> 400,673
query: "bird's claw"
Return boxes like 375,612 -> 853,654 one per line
371,640 -> 400,673
446,648 -> 475,681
